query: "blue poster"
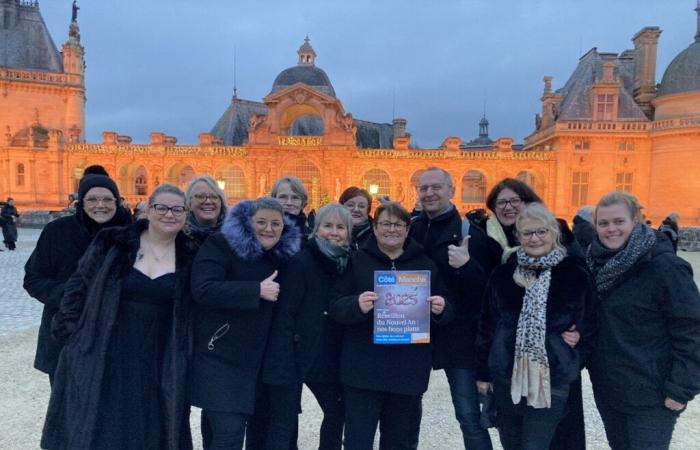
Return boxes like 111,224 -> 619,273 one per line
373,270 -> 431,344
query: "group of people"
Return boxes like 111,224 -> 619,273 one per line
22,164 -> 700,450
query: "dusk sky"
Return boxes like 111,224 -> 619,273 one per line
39,0 -> 698,148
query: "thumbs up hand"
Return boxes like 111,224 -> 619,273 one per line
260,270 -> 280,302
447,236 -> 471,268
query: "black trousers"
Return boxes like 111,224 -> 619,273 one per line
205,410 -> 247,450
494,381 -> 569,450
343,385 -> 422,450
549,376 -> 585,450
266,382 -> 344,450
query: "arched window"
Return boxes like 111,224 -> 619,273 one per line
218,165 -> 247,199
410,170 -> 424,191
461,170 -> 486,203
16,163 -> 25,187
281,159 -> 322,208
362,168 -> 391,197
134,166 -> 148,196
166,164 -> 196,190
516,171 -> 536,189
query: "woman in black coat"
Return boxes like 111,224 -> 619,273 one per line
23,174 -> 132,384
475,203 -> 594,449
184,175 -> 228,247
1,197 -> 19,250
190,197 -> 301,450
339,186 -> 373,250
41,184 -> 196,450
587,192 -> 700,449
264,203 -> 353,450
330,202 -> 450,450
272,176 -> 312,240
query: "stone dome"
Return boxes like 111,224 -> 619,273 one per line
657,40 -> 700,96
269,37 -> 336,97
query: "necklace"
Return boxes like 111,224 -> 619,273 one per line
138,238 -> 174,263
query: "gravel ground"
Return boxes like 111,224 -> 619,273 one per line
1,230 -> 698,449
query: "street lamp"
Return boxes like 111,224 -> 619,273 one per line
217,179 -> 226,191
368,183 -> 379,196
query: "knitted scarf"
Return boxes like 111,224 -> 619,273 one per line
486,217 -> 519,263
185,213 -> 223,242
586,223 -> 656,293
312,235 -> 352,273
511,247 -> 565,408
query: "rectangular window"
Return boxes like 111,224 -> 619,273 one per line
574,140 -> 590,150
618,141 -> 635,151
597,94 -> 615,121
16,163 -> 25,187
571,172 -> 589,206
615,172 -> 633,192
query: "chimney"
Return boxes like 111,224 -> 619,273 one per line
601,62 -> 615,83
632,26 -> 662,113
392,118 -> 407,139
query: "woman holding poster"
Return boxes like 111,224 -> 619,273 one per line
475,203 -> 594,449
330,201 -> 451,450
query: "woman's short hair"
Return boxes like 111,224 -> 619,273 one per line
339,186 -> 372,215
249,196 -> 285,218
148,183 -> 185,207
595,191 -> 642,222
271,176 -> 308,208
312,203 -> 354,236
516,202 -> 566,254
575,205 -> 595,223
186,176 -> 228,214
373,201 -> 411,227
486,178 -> 542,212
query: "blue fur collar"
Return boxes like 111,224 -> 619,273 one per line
221,200 -> 301,262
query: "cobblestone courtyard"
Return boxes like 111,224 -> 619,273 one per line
1,229 -> 699,449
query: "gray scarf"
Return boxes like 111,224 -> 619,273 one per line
586,223 -> 656,293
312,236 -> 351,274
511,247 -> 565,408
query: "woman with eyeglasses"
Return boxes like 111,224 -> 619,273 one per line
339,186 -> 373,250
272,176 -> 312,240
586,191 -> 700,450
263,203 -> 353,450
475,203 -> 593,450
42,184 -> 196,450
330,201 -> 450,450
185,176 -> 228,247
24,174 -> 132,388
189,197 -> 301,450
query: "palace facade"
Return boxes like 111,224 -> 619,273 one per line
1,1 -> 699,225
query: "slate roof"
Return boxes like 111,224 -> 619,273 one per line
271,65 -> 336,97
657,40 -> 700,96
210,97 -> 267,145
553,48 -> 647,120
0,1 -> 63,72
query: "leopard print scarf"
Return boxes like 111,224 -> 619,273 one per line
511,247 -> 565,408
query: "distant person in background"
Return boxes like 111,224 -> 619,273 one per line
339,186 -> 373,250
659,212 -> 680,253
24,174 -> 132,386
1,197 -> 19,250
572,206 -> 596,252
134,201 -> 148,220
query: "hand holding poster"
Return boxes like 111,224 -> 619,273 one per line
373,270 -> 431,344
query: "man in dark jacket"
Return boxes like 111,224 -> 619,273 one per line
408,167 -> 493,450
1,197 -> 19,250
23,174 -> 131,385
572,206 -> 595,252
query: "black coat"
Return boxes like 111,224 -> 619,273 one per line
588,238 -> 700,414
475,256 -> 595,387
330,236 -> 451,396
1,203 -> 18,242
189,202 -> 301,414
350,219 -> 373,251
572,216 -> 595,252
23,208 -> 131,375
41,220 -> 196,450
263,238 -> 345,385
409,206 -> 491,369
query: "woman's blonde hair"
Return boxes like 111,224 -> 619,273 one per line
515,202 -> 566,254
595,191 -> 642,222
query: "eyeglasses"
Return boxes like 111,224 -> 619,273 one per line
377,221 -> 408,231
192,193 -> 221,203
151,204 -> 187,217
254,219 -> 283,231
418,183 -> 448,193
520,228 -> 549,241
84,196 -> 116,206
495,198 -> 523,209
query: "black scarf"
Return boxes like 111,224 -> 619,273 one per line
186,213 -> 223,242
586,223 -> 656,293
